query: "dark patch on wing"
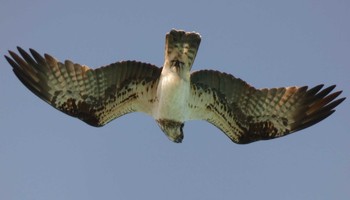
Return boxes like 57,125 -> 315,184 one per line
5,47 -> 162,126
191,70 -> 345,144
58,97 -> 102,127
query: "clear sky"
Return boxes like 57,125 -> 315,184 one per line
1,0 -> 349,199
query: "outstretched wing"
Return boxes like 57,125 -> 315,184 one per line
189,70 -> 345,144
5,47 -> 161,127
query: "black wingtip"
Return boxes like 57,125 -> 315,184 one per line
4,54 -> 18,70
329,97 -> 346,110
293,84 -> 346,133
29,48 -> 46,64
16,46 -> 26,54
4,54 -> 12,63
6,50 -> 25,69
314,85 -> 337,99
306,84 -> 324,96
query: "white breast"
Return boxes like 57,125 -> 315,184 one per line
153,68 -> 190,121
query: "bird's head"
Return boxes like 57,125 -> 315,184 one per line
156,119 -> 184,143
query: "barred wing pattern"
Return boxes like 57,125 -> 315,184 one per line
5,47 -> 161,127
190,70 -> 345,144
4,29 -> 346,144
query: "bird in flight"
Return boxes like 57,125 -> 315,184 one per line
5,29 -> 345,144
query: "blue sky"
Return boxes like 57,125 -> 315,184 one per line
1,0 -> 349,199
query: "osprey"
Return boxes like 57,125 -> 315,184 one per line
5,29 -> 345,144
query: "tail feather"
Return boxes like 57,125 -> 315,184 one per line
164,29 -> 201,70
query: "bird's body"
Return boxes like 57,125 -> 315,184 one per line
5,29 -> 345,144
156,68 -> 190,120
153,31 -> 200,142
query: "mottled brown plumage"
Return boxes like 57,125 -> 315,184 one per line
7,48 -> 161,127
5,29 -> 345,144
190,71 -> 344,143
